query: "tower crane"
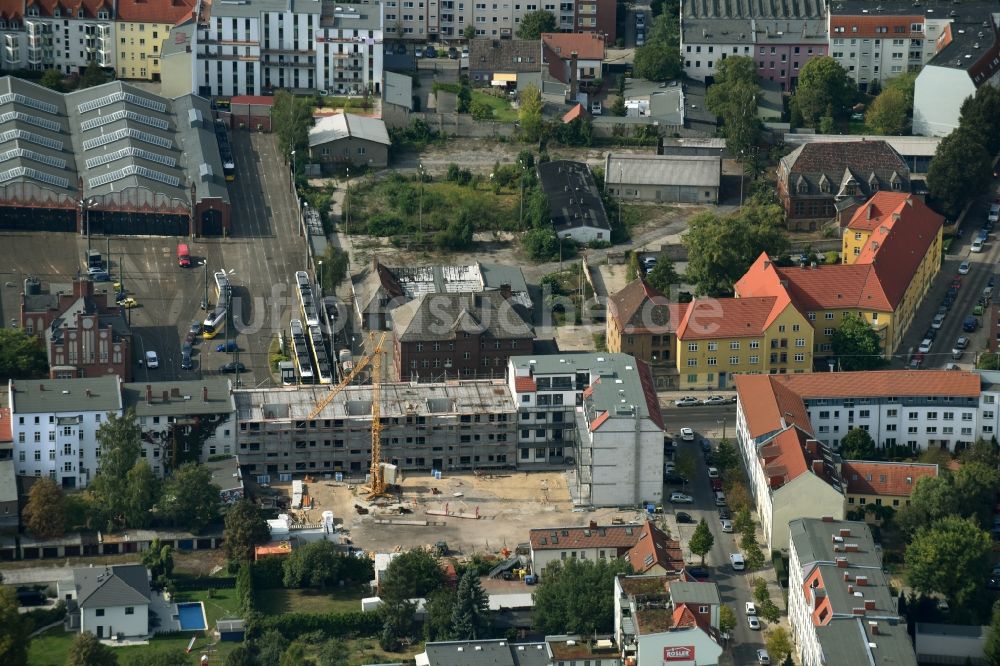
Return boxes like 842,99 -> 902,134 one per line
307,332 -> 387,420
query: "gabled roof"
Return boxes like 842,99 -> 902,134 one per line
541,32 -> 606,60
841,460 -> 938,497
308,112 -> 390,148
561,103 -> 585,124
676,296 -> 784,340
770,369 -> 981,399
780,141 -> 909,197
529,522 -> 643,551
116,0 -> 194,23
607,278 -> 688,334
391,291 -> 533,342
776,263 -> 891,312
624,521 -> 684,574
757,426 -> 832,488
74,564 -> 151,609
537,160 -> 610,233
469,38 -> 540,73
733,374 -> 812,439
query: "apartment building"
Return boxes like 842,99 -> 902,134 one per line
675,294 -> 814,391
529,520 -> 680,577
508,353 -> 664,506
115,0 -> 195,81
122,380 -> 236,477
0,0 -> 117,74
680,0 -> 827,89
233,380 -> 518,478
194,0 -> 382,98
8,376 -> 123,489
826,0 -> 992,90
787,517 -> 915,666
605,278 -> 685,379
913,15 -> 1000,136
840,460 -> 938,520
737,193 -> 943,359
614,574 -> 724,666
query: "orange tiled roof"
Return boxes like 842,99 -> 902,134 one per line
733,374 -> 813,439
830,14 -> 921,38
758,427 -> 812,486
562,103 -> 585,124
0,407 -> 10,444
608,278 -> 688,334
25,0 -> 112,19
530,522 -> 643,551
541,32 -> 606,60
636,360 -> 666,431
514,376 -> 536,392
625,521 -> 684,574
841,460 -> 938,497
845,191 -> 911,231
775,262 -> 892,311
676,296 -> 781,340
769,369 -> 981,399
116,0 -> 194,23
0,0 -> 23,19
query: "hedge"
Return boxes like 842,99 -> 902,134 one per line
258,611 -> 382,641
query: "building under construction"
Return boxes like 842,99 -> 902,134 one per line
0,76 -> 231,236
233,380 -> 518,480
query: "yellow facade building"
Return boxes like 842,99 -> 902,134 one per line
116,0 -> 194,81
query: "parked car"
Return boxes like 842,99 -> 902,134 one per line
145,350 -> 159,369
676,512 -> 694,524
964,315 -> 980,332
748,615 -> 761,630
932,313 -> 946,329
219,361 -> 247,374
990,203 -> 1000,223
721,518 -> 733,532
680,427 -> 695,440
216,340 -> 239,352
730,553 -> 745,570
675,396 -> 700,407
959,260 -> 971,275
746,602 -> 757,615
718,507 -> 732,520
909,353 -> 924,369
117,296 -> 139,309
955,336 -> 970,350
973,239 -> 985,253
918,338 -> 933,354
424,45 -> 437,58
702,395 -> 729,405
664,473 -> 688,485
591,100 -> 602,115
663,461 -> 676,474
635,31 -> 645,46
974,303 -> 986,316
448,46 -> 459,59
707,466 -> 720,478
757,648 -> 771,665
181,350 -> 194,370
670,492 -> 694,504
686,566 -> 710,580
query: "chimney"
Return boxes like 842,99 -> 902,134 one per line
839,528 -> 851,537
843,571 -> 851,582
856,575 -> 868,587
811,460 -> 825,476
836,557 -> 849,568
853,607 -> 865,616
38,383 -> 44,391
821,516 -> 834,522
845,543 -> 859,552
146,384 -> 153,404
73,276 -> 94,300
806,440 -> 819,455
864,599 -> 876,611
85,389 -> 91,397
203,386 -> 209,402
869,620 -> 879,635
569,51 -> 578,101
847,584 -> 854,594
589,520 -> 598,529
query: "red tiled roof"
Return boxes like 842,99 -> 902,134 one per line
608,278 -> 688,334
0,407 -> 10,444
625,521 -> 684,574
770,370 -> 981,399
529,522 -> 643,550
676,296 -> 781,340
759,427 -> 812,487
25,0 -> 112,19
636,360 -> 666,431
733,374 -> 813,439
0,0 -> 23,19
672,604 -> 699,629
514,376 -> 536,393
231,95 -> 276,106
116,0 -> 194,23
829,14 -> 921,39
841,460 -> 938,497
562,103 -> 585,124
846,191 -> 911,231
541,32 -> 606,60
775,262 -> 891,311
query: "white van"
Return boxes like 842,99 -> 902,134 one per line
145,350 -> 159,369
973,239 -> 985,253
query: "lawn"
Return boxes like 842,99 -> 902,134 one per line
341,637 -> 423,666
255,584 -> 368,615
470,90 -> 519,123
349,175 -> 520,235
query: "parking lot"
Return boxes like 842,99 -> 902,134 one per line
0,131 -> 310,387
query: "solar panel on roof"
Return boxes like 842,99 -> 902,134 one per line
0,93 -> 59,115
0,147 -> 67,169
82,128 -> 173,151
84,146 -> 177,170
0,129 -> 63,151
77,91 -> 168,115
0,111 -> 62,132
88,164 -> 180,189
79,109 -> 170,132
0,166 -> 69,188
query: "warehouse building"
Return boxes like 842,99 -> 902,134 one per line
604,153 -> 721,204
0,76 -> 230,236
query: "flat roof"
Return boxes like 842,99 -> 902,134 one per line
784,133 -> 942,157
9,376 -> 122,415
235,380 -> 515,421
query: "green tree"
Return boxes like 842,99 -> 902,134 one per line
0,328 -> 48,382
518,83 -> 544,143
463,25 -> 476,41
744,542 -> 765,571
457,81 -> 471,114
515,9 -> 555,38
766,627 -> 793,660
683,204 -> 788,296
675,451 -> 698,487
759,598 -> 780,623
320,245 -> 349,292
40,68 -> 63,91
959,84 -> 1000,156
142,538 -> 174,587
705,57 -> 760,157
224,647 -> 254,666
985,600 -> 1000,666
156,463 -> 220,533
22,477 -> 67,539
124,461 -> 160,529
380,548 -> 445,602
522,227 -> 562,261
273,90 -> 315,163
840,428 -> 877,460
282,540 -> 373,588
451,569 -> 490,640
898,475 -> 960,535
280,642 -> 315,666
961,438 -> 999,468
719,604 -> 737,636
66,631 -> 117,666
645,259 -> 680,295
315,640 -> 350,666
378,598 -> 416,651
884,72 -> 917,110
792,56 -> 855,126
610,95 -> 626,117
469,99 -> 494,121
633,40 -> 682,82
953,462 -> 1000,530
79,61 -> 109,89
866,87 -> 909,135
689,519 -> 715,565
0,587 -> 28,666
735,507 -> 754,538
979,353 -> 1000,371
752,577 -> 769,605
532,557 -> 633,634
424,587 -> 458,641
905,516 -> 992,608
928,126 -> 992,218
832,313 -> 887,371
90,409 -> 142,531
252,630 -> 290,666
714,438 -> 739,474
224,499 -> 271,563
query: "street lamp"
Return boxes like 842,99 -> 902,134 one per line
290,150 -> 296,192
79,198 -> 97,252
317,260 -> 324,294
717,416 -> 727,441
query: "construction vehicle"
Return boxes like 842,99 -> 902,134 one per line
307,332 -> 390,499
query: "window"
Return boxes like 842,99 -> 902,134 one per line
707,357 -> 717,366
825,312 -> 834,320
808,312 -> 816,321
749,355 -> 759,364
794,353 -> 805,362
730,341 -> 740,349
795,338 -> 806,348
708,342 -> 718,351
729,356 -> 739,365
749,340 -> 759,349
96,609 -> 105,617
687,343 -> 698,352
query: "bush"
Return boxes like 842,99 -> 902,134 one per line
257,611 -> 382,641
22,602 -> 67,633
236,564 -> 254,614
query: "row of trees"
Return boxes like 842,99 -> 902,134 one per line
633,7 -> 683,83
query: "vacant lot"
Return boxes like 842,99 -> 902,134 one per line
256,584 -> 368,615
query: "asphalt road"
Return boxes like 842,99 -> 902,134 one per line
665,436 -> 766,664
661,404 -> 739,439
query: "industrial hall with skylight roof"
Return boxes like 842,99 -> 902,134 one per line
0,75 -> 230,236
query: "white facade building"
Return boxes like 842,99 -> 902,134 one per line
508,353 -> 664,507
194,0 -> 382,98
64,564 -> 152,639
8,376 -> 122,489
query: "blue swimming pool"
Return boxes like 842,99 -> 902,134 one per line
176,602 -> 207,631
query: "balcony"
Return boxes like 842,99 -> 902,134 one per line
262,46 -> 315,56
96,49 -> 112,67
25,20 -> 51,36
27,47 -> 52,65
3,48 -> 20,67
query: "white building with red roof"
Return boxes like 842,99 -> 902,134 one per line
508,352 -> 665,507
529,519 -> 682,579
